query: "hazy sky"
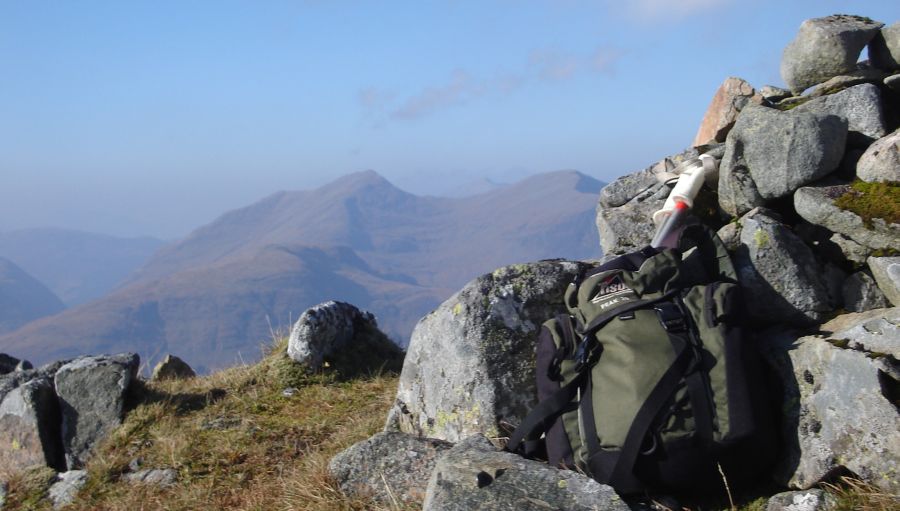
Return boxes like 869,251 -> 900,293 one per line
2,1 -> 897,239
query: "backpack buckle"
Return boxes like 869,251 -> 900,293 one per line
654,302 -> 686,332
574,334 -> 603,373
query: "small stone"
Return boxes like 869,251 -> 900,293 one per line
766,489 -> 830,511
48,470 -> 88,509
281,387 -> 298,397
0,480 -> 7,510
150,354 -> 195,381
885,73 -> 900,92
868,257 -> 900,306
856,129 -> 900,183
822,307 -> 900,359
829,233 -> 870,264
759,85 -> 793,102
123,468 -> 178,486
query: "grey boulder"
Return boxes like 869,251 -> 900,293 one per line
794,185 -> 900,252
0,354 -> 20,375
386,260 -> 591,442
762,324 -> 899,493
328,431 -> 452,506
733,208 -> 832,326
793,83 -> 887,146
54,353 -> 140,469
856,128 -> 900,183
870,21 -> 900,71
0,377 -> 64,473
286,300 -> 399,372
781,15 -> 884,93
718,105 -> 846,216
869,257 -> 900,306
422,435 -> 628,511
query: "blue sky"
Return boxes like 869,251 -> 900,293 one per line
2,1 -> 897,239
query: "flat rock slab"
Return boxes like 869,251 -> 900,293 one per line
794,185 -> 900,251
821,307 -> 899,358
766,489 -> 832,511
423,436 -> 629,511
762,329 -> 899,493
387,260 -> 591,442
329,432 -> 452,506
54,353 -> 139,469
122,468 -> 178,486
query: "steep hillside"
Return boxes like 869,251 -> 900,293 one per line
0,228 -> 164,306
0,170 -> 602,371
0,257 -> 65,334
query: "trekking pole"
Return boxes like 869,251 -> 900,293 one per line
650,154 -> 718,249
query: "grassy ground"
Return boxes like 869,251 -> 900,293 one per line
3,339 -> 897,510
3,339 -> 402,511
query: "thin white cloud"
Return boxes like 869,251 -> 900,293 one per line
361,45 -> 623,122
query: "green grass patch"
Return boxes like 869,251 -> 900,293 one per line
833,180 -> 900,228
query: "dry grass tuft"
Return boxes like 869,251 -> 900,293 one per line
821,476 -> 900,511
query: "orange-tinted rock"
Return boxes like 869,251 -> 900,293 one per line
692,77 -> 763,147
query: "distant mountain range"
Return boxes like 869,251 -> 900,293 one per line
0,257 -> 66,334
0,228 -> 164,306
1,170 -> 604,372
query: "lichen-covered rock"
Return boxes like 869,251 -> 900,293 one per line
781,15 -> 884,93
386,260 -> 591,442
869,256 -> 900,306
329,432 -> 452,506
596,149 -> 700,255
150,354 -> 195,381
766,489 -> 832,511
856,128 -> 900,183
287,301 -> 400,372
734,208 -> 832,326
48,470 -> 87,509
761,325 -> 899,493
794,83 -> 887,146
54,353 -> 140,469
422,435 -> 628,511
794,185 -> 900,252
0,377 -> 64,473
843,271 -> 890,312
718,105 -> 847,216
870,21 -> 900,71
692,77 -> 764,147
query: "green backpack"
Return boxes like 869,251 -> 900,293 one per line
508,225 -> 775,496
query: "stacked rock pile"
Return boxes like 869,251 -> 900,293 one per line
331,14 -> 900,510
